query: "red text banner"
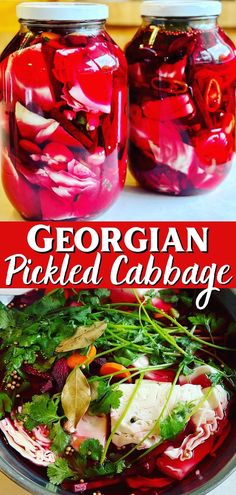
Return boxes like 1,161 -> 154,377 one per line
0,221 -> 235,306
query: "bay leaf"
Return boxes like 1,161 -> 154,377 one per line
61,367 -> 91,428
56,321 -> 107,353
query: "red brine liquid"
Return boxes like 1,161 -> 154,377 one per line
125,20 -> 236,195
0,25 -> 127,219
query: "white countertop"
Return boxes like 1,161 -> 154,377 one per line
98,162 -> 236,222
1,159 -> 236,222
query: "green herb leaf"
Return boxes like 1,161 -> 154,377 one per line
160,402 -> 193,440
113,349 -> 137,367
0,392 -> 12,419
79,438 -> 103,462
85,459 -> 126,478
50,421 -> 70,454
209,372 -> 223,386
19,394 -> 60,430
77,289 -> 110,306
47,458 -> 75,485
90,380 -> 123,415
74,439 -> 125,480
56,321 -> 107,353
33,357 -> 57,372
188,313 -> 225,333
61,367 -> 91,428
23,290 -> 66,317
158,290 -> 179,304
0,304 -> 14,329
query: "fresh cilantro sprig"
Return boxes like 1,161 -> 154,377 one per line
157,289 -> 192,308
79,438 -> 103,462
0,304 -> 15,329
85,458 -> 126,478
49,421 -> 70,454
0,291 -> 92,381
18,394 -> 70,455
77,289 -> 110,306
47,458 -> 75,485
18,394 -> 62,430
89,379 -> 123,415
74,439 -> 126,480
0,392 -> 12,419
160,402 -> 193,440
188,313 -> 225,334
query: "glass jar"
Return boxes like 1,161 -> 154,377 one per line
0,2 -> 127,220
125,1 -> 236,196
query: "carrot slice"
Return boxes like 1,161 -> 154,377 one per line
67,345 -> 96,369
100,362 -> 131,381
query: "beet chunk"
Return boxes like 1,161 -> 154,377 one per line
52,358 -> 70,391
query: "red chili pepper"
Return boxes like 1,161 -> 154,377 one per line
126,476 -> 173,489
151,76 -> 188,95
205,78 -> 222,112
156,435 -> 215,480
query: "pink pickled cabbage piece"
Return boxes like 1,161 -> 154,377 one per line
149,137 -> 194,176
142,95 -> 195,121
15,102 -> 81,147
87,147 -> 106,166
31,143 -> 74,170
164,382 -> 228,462
131,116 -> 194,176
179,365 -> 219,386
0,418 -> 55,466
1,149 -> 41,219
53,44 -> 117,113
5,44 -> 55,111
16,158 -> 99,220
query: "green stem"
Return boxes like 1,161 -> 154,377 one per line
149,307 -> 235,352
100,372 -> 145,464
94,344 -> 125,359
132,374 -> 220,464
106,328 -> 151,353
88,363 -> 174,384
119,363 -> 183,463
138,302 -> 186,356
188,385 -> 215,420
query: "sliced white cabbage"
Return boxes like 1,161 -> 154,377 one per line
111,380 -> 228,450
